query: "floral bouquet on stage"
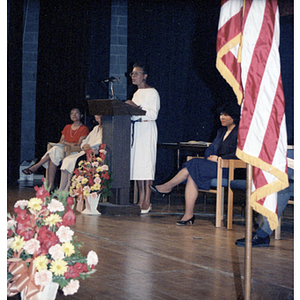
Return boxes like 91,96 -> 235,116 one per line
7,181 -> 98,299
70,144 -> 112,214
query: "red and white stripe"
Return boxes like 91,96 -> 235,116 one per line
217,0 -> 288,230
216,0 -> 244,104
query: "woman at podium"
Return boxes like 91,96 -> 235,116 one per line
151,102 -> 240,225
125,63 -> 160,214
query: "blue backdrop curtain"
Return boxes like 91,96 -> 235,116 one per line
35,0 -> 111,159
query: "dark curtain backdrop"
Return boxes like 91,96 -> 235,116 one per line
127,0 -> 294,183
7,1 -> 23,181
35,0 -> 111,159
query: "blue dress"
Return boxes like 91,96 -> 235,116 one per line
182,126 -> 238,190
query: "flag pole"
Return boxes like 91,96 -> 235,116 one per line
244,163 -> 253,299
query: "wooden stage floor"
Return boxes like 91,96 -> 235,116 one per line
7,181 -> 294,300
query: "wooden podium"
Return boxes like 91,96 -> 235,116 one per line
88,99 -> 146,215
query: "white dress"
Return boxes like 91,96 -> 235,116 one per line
130,88 -> 160,180
60,126 -> 102,174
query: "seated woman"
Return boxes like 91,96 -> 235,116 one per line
58,115 -> 103,192
22,108 -> 89,190
151,102 -> 240,225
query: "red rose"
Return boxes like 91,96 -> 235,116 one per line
67,197 -> 75,207
16,215 -> 32,234
100,144 -> 106,150
65,262 -> 88,279
88,176 -> 94,186
74,262 -> 88,273
86,148 -> 94,161
65,265 -> 81,279
14,206 -> 28,220
62,209 -> 76,227
73,168 -> 80,176
34,184 -> 50,202
101,171 -> 110,180
99,153 -> 106,160
37,226 -> 59,254
20,229 -> 35,241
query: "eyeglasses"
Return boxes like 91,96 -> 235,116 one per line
130,71 -> 144,77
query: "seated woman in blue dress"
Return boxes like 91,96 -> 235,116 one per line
151,102 -> 240,225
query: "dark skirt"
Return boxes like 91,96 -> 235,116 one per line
182,158 -> 219,190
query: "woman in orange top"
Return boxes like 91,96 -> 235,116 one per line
22,108 -> 89,190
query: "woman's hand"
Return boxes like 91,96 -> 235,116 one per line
82,144 -> 91,151
125,100 -> 139,108
207,155 -> 218,162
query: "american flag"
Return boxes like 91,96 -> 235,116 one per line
216,0 -> 289,230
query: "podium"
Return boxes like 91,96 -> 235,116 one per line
88,99 -> 146,215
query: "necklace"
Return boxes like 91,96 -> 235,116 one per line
70,123 -> 82,137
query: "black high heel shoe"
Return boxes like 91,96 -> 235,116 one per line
176,215 -> 195,226
150,185 -> 171,197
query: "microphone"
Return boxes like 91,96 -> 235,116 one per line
101,77 -> 120,83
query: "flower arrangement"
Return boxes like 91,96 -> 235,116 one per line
70,144 -> 112,207
7,180 -> 98,298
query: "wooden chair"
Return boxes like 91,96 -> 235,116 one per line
228,146 -> 294,238
227,159 -> 247,229
187,156 -> 230,228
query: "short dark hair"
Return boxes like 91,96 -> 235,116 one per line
133,62 -> 150,75
218,102 -> 240,125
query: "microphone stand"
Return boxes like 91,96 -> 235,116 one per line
99,79 -> 133,117
110,81 -> 115,99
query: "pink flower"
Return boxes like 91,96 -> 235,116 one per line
24,238 -> 40,255
94,177 -> 101,184
56,226 -> 74,243
62,279 -> 80,296
102,164 -> 109,171
47,199 -> 65,213
34,269 -> 53,286
90,192 -> 98,199
92,161 -> 99,167
87,250 -> 98,267
49,244 -> 65,260
83,186 -> 90,191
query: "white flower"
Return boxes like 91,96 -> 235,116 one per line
47,199 -> 65,213
24,239 -> 40,255
14,200 -> 29,208
7,219 -> 17,230
7,238 -> 14,251
63,279 -> 80,296
56,226 -> 74,243
100,149 -> 107,155
87,250 -> 98,267
34,270 -> 53,286
49,244 -> 65,260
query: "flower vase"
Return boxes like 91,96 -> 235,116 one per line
82,194 -> 101,215
21,281 -> 59,300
